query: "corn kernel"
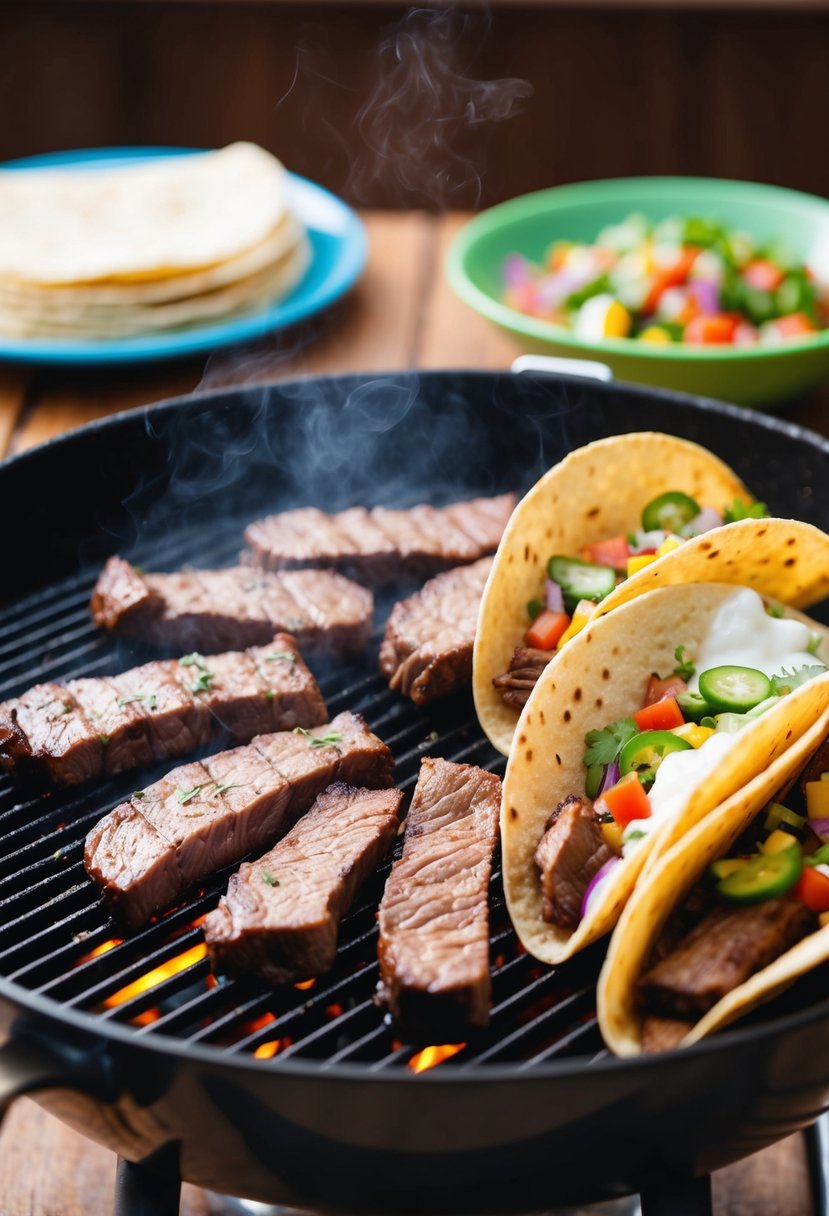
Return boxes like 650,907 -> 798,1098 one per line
806,781 -> 829,819
627,553 -> 657,576
603,300 -> 632,338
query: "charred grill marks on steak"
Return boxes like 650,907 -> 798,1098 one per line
0,634 -> 326,787
533,795 -> 614,928
377,757 -> 501,1038
637,898 -> 816,1029
492,646 -> 554,709
244,494 -> 515,584
205,783 -> 403,983
379,557 -> 493,705
91,557 -> 374,655
84,711 -> 394,927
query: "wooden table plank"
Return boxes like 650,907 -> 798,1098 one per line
0,367 -> 28,458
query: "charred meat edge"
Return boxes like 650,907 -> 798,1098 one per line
533,795 -> 614,929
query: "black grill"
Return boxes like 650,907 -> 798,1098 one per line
0,518 -> 612,1075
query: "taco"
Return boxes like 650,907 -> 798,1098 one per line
500,578 -> 829,968
474,432 -> 829,756
598,706 -> 829,1054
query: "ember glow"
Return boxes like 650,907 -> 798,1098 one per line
102,943 -> 207,1012
408,1043 -> 466,1074
294,978 -> 316,991
254,1036 -> 294,1060
77,937 -> 124,965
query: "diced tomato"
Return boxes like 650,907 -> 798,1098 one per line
684,313 -> 740,345
525,610 -> 570,650
642,247 -> 699,315
644,675 -> 688,706
581,535 -> 630,569
634,695 -> 685,732
774,312 -> 817,338
793,866 -> 829,913
743,259 -> 784,293
598,772 -> 651,828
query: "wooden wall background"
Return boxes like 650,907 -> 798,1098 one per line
0,1 -> 828,209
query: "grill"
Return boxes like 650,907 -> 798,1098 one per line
1,369 -> 829,1216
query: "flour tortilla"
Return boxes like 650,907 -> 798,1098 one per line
500,581 -> 829,967
0,143 -> 292,285
598,706 -> 829,1055
474,433 -> 753,756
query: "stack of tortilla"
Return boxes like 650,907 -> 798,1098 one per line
0,142 -> 310,340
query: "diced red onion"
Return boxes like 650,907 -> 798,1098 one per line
687,278 -> 720,315
545,577 -> 565,614
580,856 -> 621,921
809,818 -> 829,843
536,267 -> 598,309
504,255 -> 533,288
630,529 -> 667,554
599,760 -> 621,795
683,507 -> 723,536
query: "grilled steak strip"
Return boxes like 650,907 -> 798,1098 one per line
640,1017 -> 695,1054
85,711 -> 394,927
205,783 -> 403,983
0,633 -> 326,788
91,557 -> 373,656
533,795 -> 614,928
637,898 -> 816,1021
244,493 -> 515,584
379,557 -> 492,705
493,646 -> 553,710
377,757 -> 501,1039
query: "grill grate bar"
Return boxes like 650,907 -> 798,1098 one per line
516,1018 -> 602,1068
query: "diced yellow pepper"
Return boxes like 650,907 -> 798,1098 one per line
601,820 -> 625,854
639,326 -> 672,345
671,723 -> 715,749
603,300 -> 632,339
761,829 -> 800,855
656,536 -> 683,558
556,609 -> 590,650
627,553 -> 657,577
819,911 -> 829,929
806,780 -> 829,819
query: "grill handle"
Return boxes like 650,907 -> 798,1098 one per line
511,354 -> 614,381
0,1023 -> 114,1116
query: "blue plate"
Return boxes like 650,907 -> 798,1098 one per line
0,146 -> 368,365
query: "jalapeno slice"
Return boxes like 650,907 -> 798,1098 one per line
618,729 -> 693,789
641,491 -> 700,533
547,556 -> 616,612
697,665 -> 772,714
717,847 -> 802,904
676,690 -> 711,722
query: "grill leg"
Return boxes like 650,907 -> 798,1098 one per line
639,1171 -> 712,1216
115,1156 -> 181,1216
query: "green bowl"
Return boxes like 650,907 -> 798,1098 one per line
446,176 -> 829,407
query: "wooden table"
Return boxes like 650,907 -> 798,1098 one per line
0,211 -> 825,1215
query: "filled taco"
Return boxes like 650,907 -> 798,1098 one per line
500,578 -> 829,967
598,706 -> 829,1054
474,432 -> 829,755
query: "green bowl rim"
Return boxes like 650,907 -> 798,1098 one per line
446,175 -> 829,362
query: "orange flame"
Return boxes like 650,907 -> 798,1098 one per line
77,937 -> 124,965
408,1043 -> 466,1074
294,978 -> 316,991
254,1035 -> 293,1060
102,943 -> 207,1011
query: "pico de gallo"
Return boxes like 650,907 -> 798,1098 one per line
503,213 -> 828,346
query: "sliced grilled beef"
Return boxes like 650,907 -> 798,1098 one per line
640,1017 -> 694,1054
379,557 -> 492,705
377,757 -> 501,1039
0,633 -> 326,788
205,784 -> 403,982
637,898 -> 816,1021
244,494 -> 515,585
85,711 -> 394,926
492,646 -> 553,709
91,557 -> 373,655
533,796 -> 614,928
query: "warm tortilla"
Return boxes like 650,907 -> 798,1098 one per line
500,581 -> 829,967
0,143 -> 292,285
474,432 -> 753,756
598,706 -> 829,1055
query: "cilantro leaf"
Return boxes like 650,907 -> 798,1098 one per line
770,664 -> 827,696
293,726 -> 344,749
672,645 -> 695,681
722,497 -> 769,525
177,784 -> 205,805
583,717 -> 638,768
261,870 -> 280,887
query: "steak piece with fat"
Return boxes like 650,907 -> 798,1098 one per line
379,557 -> 492,705
91,557 -> 373,656
205,784 -> 403,983
377,757 -> 501,1039
0,634 -> 326,788
85,712 -> 394,927
533,796 -> 614,928
244,494 -> 515,585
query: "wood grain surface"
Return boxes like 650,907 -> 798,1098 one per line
0,209 -> 824,1215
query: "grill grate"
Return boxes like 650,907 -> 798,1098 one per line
0,516 -> 613,1072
